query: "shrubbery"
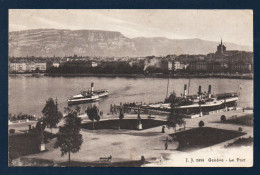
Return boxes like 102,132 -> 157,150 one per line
9,113 -> 36,121
221,115 -> 226,122
47,61 -> 145,75
199,120 -> 204,127
9,129 -> 15,134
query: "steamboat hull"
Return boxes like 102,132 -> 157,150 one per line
68,97 -> 100,105
67,83 -> 109,105
145,97 -> 238,114
96,90 -> 109,98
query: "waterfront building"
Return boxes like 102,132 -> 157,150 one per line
221,62 -> 229,69
214,39 -> 253,63
172,61 -> 187,70
173,61 -> 180,70
46,62 -> 60,69
168,61 -> 173,71
53,63 -> 60,67
26,62 -> 36,72
230,62 -> 252,72
207,53 -> 215,58
91,61 -> 98,67
35,62 -> 47,71
9,63 -> 27,72
159,60 -> 170,72
211,62 -> 221,71
188,61 -> 208,71
9,61 -> 47,72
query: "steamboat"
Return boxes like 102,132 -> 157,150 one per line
145,84 -> 239,115
68,83 -> 109,105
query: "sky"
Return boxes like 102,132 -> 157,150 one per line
9,9 -> 253,47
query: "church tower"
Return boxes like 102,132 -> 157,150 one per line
216,38 -> 226,56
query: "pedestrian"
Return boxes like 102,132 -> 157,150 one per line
243,107 -> 245,112
165,142 -> 168,150
162,126 -> 165,133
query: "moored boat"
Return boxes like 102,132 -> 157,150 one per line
145,85 -> 239,115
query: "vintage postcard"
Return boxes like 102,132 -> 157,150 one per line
8,9 -> 253,167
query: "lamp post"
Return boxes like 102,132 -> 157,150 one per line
39,121 -> 46,151
137,106 -> 142,130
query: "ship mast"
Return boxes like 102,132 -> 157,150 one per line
198,85 -> 202,117
188,77 -> 191,96
166,70 -> 171,98
165,61 -> 172,99
224,92 -> 227,111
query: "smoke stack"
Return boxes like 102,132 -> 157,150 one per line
198,86 -> 202,97
208,85 -> 212,98
184,84 -> 187,97
91,82 -> 94,92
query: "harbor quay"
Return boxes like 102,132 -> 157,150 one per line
9,108 -> 253,166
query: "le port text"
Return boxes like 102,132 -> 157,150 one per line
185,158 -> 246,163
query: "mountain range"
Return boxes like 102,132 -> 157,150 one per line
9,29 -> 253,57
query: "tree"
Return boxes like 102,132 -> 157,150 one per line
42,98 -> 63,133
36,120 -> 46,133
85,105 -> 100,129
54,107 -> 83,163
167,112 -> 185,132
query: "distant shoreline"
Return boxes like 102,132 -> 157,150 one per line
8,73 -> 253,80
43,73 -> 253,80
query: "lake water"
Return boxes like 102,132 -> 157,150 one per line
8,75 -> 253,118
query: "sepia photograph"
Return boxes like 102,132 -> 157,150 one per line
8,9 -> 253,167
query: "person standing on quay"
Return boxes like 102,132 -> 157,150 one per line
162,125 -> 165,133
165,142 -> 168,150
